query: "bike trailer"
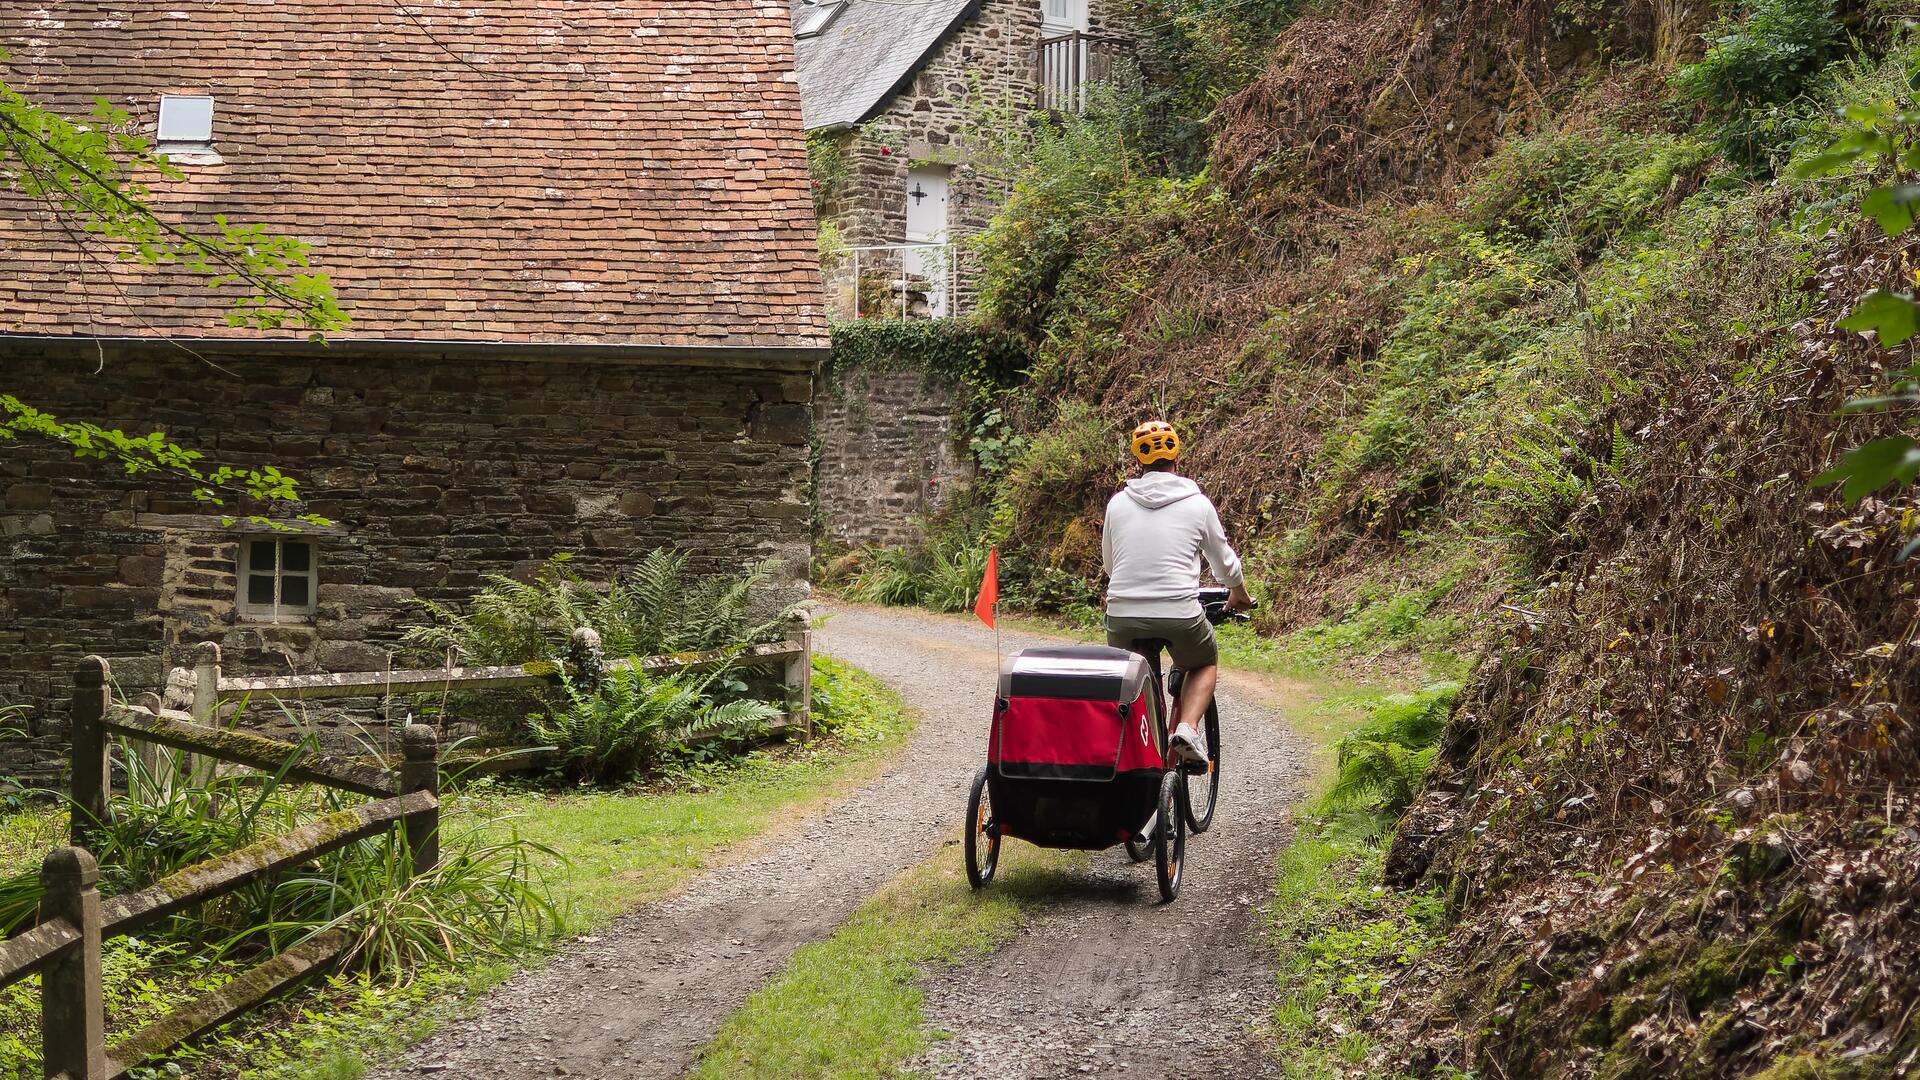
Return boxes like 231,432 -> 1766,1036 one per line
987,645 -> 1165,849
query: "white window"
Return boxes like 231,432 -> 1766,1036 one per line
794,0 -> 845,38
238,537 -> 316,622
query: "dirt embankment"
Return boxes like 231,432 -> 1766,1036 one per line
980,0 -> 1920,1073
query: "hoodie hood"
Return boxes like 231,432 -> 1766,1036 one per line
1123,472 -> 1201,509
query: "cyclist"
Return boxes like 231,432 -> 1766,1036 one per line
1101,420 -> 1253,767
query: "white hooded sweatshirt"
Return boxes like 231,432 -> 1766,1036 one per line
1101,472 -> 1245,619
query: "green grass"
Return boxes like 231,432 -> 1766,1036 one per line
1265,687 -> 1450,1078
0,801 -> 60,876
691,844 -> 1083,1080
0,657 -> 915,1080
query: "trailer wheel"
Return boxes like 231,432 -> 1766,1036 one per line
1124,837 -> 1151,863
1154,770 -> 1185,902
965,766 -> 1000,889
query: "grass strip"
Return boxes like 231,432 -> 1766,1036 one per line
1264,688 -> 1446,1079
691,843 -> 1082,1080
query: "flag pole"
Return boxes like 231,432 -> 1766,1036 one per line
993,597 -> 1001,664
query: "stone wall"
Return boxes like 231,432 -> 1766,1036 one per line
0,343 -> 815,784
813,364 -> 972,549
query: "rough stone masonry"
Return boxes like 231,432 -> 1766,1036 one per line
813,363 -> 973,550
0,344 -> 815,784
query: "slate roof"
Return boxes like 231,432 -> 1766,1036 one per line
0,1 -> 827,350
790,0 -> 978,130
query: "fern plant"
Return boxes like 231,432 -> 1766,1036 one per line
1325,683 -> 1460,817
404,551 -> 795,667
1328,740 -> 1441,817
525,663 -> 782,783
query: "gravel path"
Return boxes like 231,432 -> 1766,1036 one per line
368,603 -> 1309,1079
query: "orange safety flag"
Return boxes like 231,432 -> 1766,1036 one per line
974,547 -> 999,629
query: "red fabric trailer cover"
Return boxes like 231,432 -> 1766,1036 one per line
992,692 -> 1160,781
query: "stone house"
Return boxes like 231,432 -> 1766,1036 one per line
791,0 -> 1130,319
0,2 -> 826,782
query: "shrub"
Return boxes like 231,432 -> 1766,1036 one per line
842,546 -> 931,607
525,665 -> 783,783
969,85 -> 1152,342
1673,0 -> 1843,110
989,400 -> 1118,553
1129,0 -> 1306,171
404,550 -> 793,667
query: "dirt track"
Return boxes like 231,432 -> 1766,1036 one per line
369,603 -> 1308,1079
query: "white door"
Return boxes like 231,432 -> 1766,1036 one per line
905,166 -> 950,316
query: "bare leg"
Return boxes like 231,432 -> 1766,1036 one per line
1176,664 -> 1216,736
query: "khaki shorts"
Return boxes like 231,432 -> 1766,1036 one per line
1105,612 -> 1218,670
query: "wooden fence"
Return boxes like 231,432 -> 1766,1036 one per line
1,630 -> 812,1078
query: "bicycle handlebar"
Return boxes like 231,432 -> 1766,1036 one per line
1197,587 -> 1254,626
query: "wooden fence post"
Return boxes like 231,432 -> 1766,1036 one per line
41,846 -> 106,1080
70,657 -> 110,852
130,692 -> 168,806
189,642 -> 221,785
785,629 -> 814,741
400,724 -> 439,879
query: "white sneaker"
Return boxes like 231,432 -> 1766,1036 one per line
1170,724 -> 1210,767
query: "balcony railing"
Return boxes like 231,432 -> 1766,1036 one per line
825,242 -> 968,321
1036,31 -> 1130,113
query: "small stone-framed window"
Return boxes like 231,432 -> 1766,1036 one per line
238,537 -> 316,622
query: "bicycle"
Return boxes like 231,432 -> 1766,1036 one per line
1122,587 -> 1247,859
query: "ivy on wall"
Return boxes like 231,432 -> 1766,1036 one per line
821,319 -> 1034,481
823,319 -> 1029,391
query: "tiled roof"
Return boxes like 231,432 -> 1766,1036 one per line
791,0 -> 977,130
0,2 -> 827,350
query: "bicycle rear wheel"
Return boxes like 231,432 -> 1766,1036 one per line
1179,698 -> 1221,833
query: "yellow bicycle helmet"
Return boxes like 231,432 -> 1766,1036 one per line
1130,420 -> 1181,466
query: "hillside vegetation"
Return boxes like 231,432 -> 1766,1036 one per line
851,0 -> 1920,1074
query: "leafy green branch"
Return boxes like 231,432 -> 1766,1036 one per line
0,395 -> 330,529
0,67 -> 346,333
1,64 -> 347,524
1796,86 -> 1920,511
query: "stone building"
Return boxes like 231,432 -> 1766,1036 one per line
791,0 -> 1130,319
0,2 -> 826,782
794,0 -> 1128,548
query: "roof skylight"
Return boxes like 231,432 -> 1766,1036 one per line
157,94 -> 214,145
155,94 -> 222,164
794,0 -> 845,39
